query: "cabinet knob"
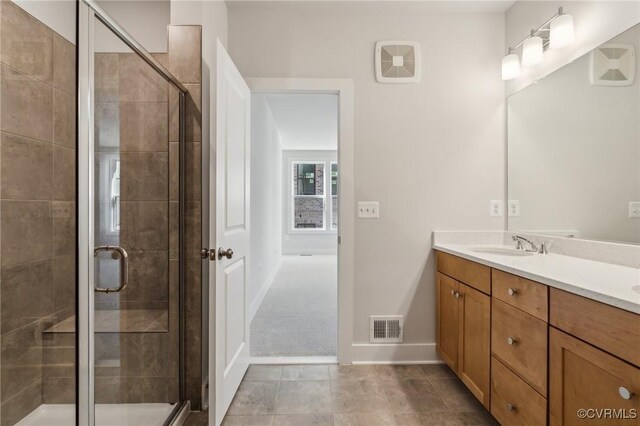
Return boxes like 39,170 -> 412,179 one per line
619,386 -> 634,400
507,403 -> 516,412
451,289 -> 455,296
507,336 -> 518,345
454,292 -> 462,299
507,288 -> 518,296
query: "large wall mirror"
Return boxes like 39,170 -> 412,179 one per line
508,23 -> 640,244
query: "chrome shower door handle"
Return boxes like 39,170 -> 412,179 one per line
94,245 -> 129,293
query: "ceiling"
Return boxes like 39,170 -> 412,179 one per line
262,93 -> 338,150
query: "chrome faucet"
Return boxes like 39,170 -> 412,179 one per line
512,235 -> 539,252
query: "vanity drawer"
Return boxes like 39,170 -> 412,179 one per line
491,357 -> 547,426
550,288 -> 640,367
492,269 -> 548,321
492,298 -> 548,396
436,252 -> 491,295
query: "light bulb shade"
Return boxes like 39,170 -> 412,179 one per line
502,53 -> 521,80
550,14 -> 574,49
522,36 -> 544,66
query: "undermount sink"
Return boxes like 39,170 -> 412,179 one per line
470,247 -> 535,257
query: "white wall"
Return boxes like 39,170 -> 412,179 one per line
96,0 -> 170,52
12,0 -> 75,43
283,150 -> 338,255
228,1 -> 505,360
506,1 -> 640,96
508,24 -> 640,244
250,95 -> 284,318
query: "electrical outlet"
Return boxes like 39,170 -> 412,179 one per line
629,202 -> 640,218
508,200 -> 520,217
358,201 -> 379,218
489,200 -> 503,217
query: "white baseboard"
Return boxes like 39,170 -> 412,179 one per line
250,356 -> 338,365
249,257 -> 283,322
350,343 -> 440,365
282,249 -> 338,256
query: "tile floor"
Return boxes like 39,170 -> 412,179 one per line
186,364 -> 498,425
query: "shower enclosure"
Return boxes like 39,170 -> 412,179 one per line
0,0 -> 189,424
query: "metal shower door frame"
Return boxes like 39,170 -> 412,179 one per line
77,1 -> 188,424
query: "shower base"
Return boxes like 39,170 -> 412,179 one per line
17,403 -> 176,426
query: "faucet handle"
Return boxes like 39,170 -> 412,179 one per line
512,236 -> 523,250
539,241 -> 552,254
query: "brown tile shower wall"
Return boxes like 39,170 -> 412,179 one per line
79,25 -> 202,408
94,51 -> 170,312
43,25 -> 203,409
41,50 -> 181,406
0,1 -> 76,424
164,25 -> 203,410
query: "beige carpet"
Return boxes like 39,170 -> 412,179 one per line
250,255 -> 337,357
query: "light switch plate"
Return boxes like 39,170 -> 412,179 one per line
358,201 -> 379,218
490,200 -> 503,217
508,200 -> 520,217
629,201 -> 640,218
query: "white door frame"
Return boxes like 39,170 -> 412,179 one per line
246,78 -> 354,364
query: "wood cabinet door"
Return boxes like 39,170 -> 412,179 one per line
437,273 -> 459,371
550,327 -> 640,426
458,282 -> 491,409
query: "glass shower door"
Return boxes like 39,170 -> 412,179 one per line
78,3 -> 185,424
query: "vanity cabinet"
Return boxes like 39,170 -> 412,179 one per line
435,250 -> 640,425
549,328 -> 640,426
549,289 -> 640,426
436,253 -> 491,408
436,273 -> 459,370
492,298 -> 548,396
457,282 -> 491,407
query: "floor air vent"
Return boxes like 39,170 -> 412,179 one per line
370,316 -> 403,343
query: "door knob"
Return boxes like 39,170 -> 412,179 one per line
201,248 -> 216,261
619,386 -> 634,400
218,247 -> 233,260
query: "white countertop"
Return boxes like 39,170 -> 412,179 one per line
433,243 -> 640,314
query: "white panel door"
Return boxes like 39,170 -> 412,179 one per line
212,40 -> 251,426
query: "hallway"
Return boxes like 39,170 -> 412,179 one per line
251,256 -> 337,357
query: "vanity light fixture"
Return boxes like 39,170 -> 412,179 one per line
522,34 -> 544,66
502,50 -> 521,80
550,12 -> 575,49
502,7 -> 574,80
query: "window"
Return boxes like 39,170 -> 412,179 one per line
292,162 -> 325,230
330,162 -> 338,230
110,159 -> 120,233
289,158 -> 338,233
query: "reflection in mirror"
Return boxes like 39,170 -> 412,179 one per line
508,23 -> 640,244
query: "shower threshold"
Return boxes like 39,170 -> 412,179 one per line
16,403 -> 176,426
